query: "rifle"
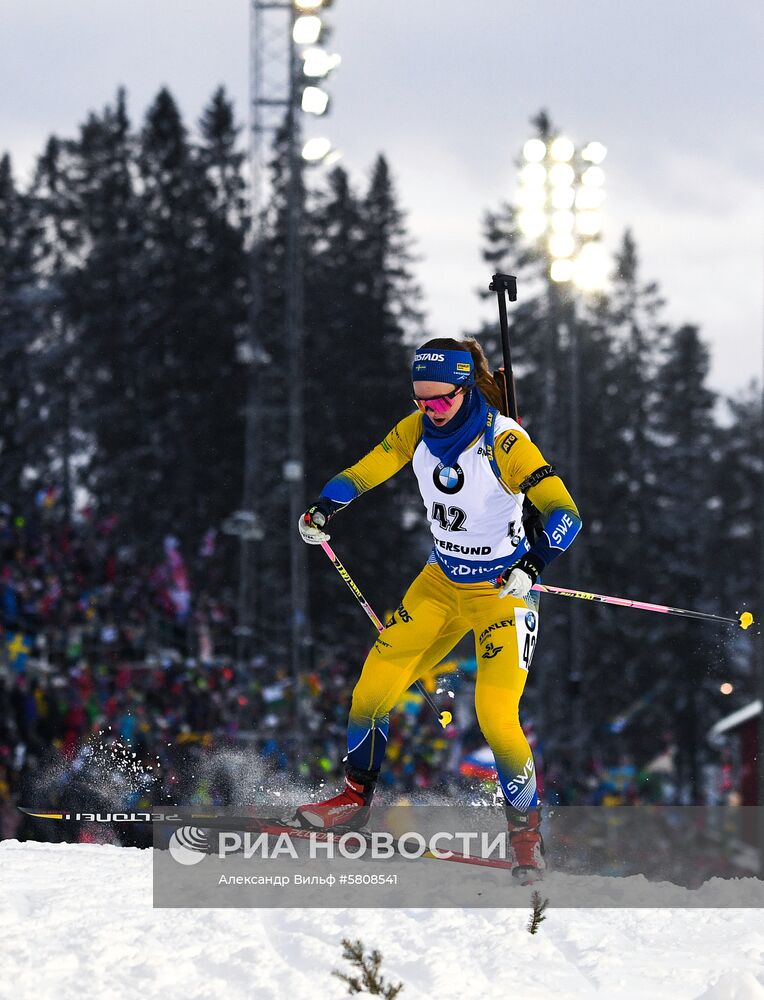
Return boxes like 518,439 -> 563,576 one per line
488,273 -> 544,544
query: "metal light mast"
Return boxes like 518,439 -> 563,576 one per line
233,0 -> 339,729
229,1 -> 293,671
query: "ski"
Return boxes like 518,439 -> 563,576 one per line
221,817 -> 519,872
18,807 -> 267,827
18,806 -> 520,873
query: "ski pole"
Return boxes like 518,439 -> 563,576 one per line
319,540 -> 453,728
531,582 -> 755,631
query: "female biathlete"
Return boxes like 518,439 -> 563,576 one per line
295,338 -> 581,878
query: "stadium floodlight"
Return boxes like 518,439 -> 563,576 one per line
514,129 -> 608,291
551,209 -> 575,234
293,14 -> 322,44
551,185 -> 575,210
324,149 -> 343,166
575,186 -> 606,210
550,136 -> 575,162
582,141 -> 607,164
548,232 -> 575,258
302,136 -> 333,161
295,0 -> 325,10
517,210 -> 548,239
520,162 -> 546,186
522,138 -> 547,163
516,185 -> 546,210
548,163 -> 575,188
576,210 -> 603,237
581,165 -> 605,187
550,258 -> 574,283
302,47 -> 341,77
573,242 -> 609,291
301,86 -> 330,115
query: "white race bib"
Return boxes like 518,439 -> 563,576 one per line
413,415 -> 531,582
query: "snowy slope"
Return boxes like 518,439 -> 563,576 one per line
1,840 -> 764,1000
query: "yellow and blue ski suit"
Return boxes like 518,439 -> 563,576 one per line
320,405 -> 581,811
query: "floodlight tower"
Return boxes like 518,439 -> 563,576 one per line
516,134 -> 608,289
514,126 -> 608,766
236,0 -> 340,723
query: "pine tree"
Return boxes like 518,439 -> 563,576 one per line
304,163 -> 368,477
0,154 -> 41,504
713,386 -> 761,600
651,323 -> 718,801
135,86 -> 208,542
26,134 -> 85,516
574,233 -> 672,761
58,87 -> 250,560
61,90 -> 146,536
192,86 -> 249,543
104,85 -> 247,553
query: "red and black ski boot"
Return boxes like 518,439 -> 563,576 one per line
506,804 -> 546,884
295,766 -> 378,831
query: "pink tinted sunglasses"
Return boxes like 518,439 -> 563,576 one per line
413,386 -> 463,414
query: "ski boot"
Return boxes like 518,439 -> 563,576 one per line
295,765 -> 378,831
505,804 -> 546,884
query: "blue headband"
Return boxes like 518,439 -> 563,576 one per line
412,349 -> 474,385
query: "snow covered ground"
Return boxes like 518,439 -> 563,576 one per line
2,839 -> 764,1000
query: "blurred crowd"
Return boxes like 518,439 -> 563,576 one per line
0,501 -> 735,848
0,501 -> 468,843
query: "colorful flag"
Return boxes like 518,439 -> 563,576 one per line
6,633 -> 31,674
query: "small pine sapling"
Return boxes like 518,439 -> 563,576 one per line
332,937 -> 404,997
527,890 -> 549,934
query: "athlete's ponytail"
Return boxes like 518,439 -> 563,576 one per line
417,337 -> 505,411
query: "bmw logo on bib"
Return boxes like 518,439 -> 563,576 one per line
433,463 -> 464,495
525,611 -> 537,632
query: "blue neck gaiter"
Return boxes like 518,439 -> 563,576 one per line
421,388 -> 488,468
